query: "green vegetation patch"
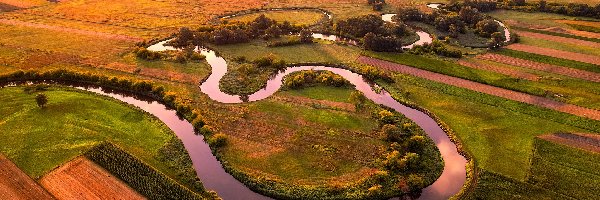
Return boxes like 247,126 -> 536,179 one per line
528,137 -> 600,199
0,86 -> 211,198
566,23 -> 600,33
464,170 -> 568,200
379,74 -> 600,180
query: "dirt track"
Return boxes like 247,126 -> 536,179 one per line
0,19 -> 143,42
358,56 -> 600,121
0,154 -> 54,200
40,157 -> 144,200
457,59 -> 539,81
515,30 -> 600,48
506,44 -> 600,66
478,53 -> 600,83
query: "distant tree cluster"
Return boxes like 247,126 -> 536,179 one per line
409,40 -> 463,58
396,4 -> 505,48
284,70 -> 349,88
334,14 -> 412,52
170,15 -> 306,47
445,0 -> 600,19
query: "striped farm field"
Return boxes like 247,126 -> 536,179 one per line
556,20 -> 600,29
457,58 -> 539,81
506,44 -> 600,66
515,30 -> 600,48
478,53 -> 600,83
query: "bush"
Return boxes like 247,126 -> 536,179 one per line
208,133 -> 227,148
409,40 -> 463,58
36,93 -> 48,108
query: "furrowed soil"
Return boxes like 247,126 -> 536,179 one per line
478,53 -> 600,82
506,44 -> 600,66
358,56 -> 600,120
40,157 -> 145,200
0,154 -> 54,200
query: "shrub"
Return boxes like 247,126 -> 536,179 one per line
198,125 -> 214,136
381,124 -> 409,142
36,93 -> 48,108
208,133 -> 227,148
349,91 -> 367,111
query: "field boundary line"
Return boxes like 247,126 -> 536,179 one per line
358,56 -> 600,121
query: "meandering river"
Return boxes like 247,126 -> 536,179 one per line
145,37 -> 468,199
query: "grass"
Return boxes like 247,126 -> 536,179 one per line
528,137 -> 600,199
379,73 -> 600,180
213,40 -> 361,64
279,86 -> 353,103
464,170 -> 568,200
566,23 -> 600,33
0,86 -> 207,196
496,49 -> 600,73
364,51 -> 600,109
465,137 -> 600,199
489,10 -> 598,29
517,34 -> 600,57
225,10 -> 325,26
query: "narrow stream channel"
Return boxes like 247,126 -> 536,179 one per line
146,37 -> 468,199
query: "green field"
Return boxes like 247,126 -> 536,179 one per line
0,86 -> 208,196
379,74 -> 600,180
465,136 -> 600,199
366,51 -> 600,109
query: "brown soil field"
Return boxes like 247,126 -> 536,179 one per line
458,59 -> 540,81
40,157 -> 145,200
0,154 -> 54,200
358,56 -> 600,120
515,30 -> 600,48
506,44 -> 600,66
478,53 -> 600,82
538,133 -> 600,153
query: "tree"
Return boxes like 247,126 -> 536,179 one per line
36,93 -> 48,108
299,29 -> 313,43
362,32 -> 401,52
264,25 -> 282,39
458,6 -> 483,26
489,32 -> 504,49
476,19 -> 500,37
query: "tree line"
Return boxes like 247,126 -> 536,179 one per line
445,0 -> 600,19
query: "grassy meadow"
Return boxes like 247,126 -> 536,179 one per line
0,86 -> 208,196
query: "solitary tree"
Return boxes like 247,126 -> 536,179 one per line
36,93 -> 48,108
